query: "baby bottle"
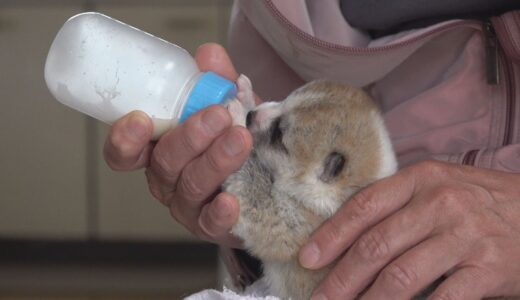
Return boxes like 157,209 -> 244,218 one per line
44,12 -> 237,138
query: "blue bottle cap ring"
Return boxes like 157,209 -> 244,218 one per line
180,71 -> 237,122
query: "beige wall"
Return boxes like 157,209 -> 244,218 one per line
0,0 -> 233,241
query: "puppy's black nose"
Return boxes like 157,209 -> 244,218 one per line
246,110 -> 256,128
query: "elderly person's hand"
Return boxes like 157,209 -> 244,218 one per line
103,43 -> 253,248
300,160 -> 520,300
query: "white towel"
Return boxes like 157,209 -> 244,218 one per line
184,278 -> 281,300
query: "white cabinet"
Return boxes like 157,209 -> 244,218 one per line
0,4 -> 88,239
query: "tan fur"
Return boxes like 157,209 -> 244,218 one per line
224,80 -> 397,299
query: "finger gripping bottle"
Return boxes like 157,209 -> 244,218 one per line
44,12 -> 237,138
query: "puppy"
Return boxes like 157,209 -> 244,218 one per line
224,77 -> 396,299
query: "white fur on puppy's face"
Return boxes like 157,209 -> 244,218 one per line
247,101 -> 281,132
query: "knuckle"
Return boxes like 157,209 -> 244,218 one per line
459,212 -> 486,240
181,119 -> 210,153
150,148 -> 175,177
412,160 -> 448,176
349,190 -> 379,224
429,291 -> 458,300
354,228 -> 390,261
432,185 -> 472,216
478,242 -> 502,266
380,263 -> 418,292
177,169 -> 205,200
448,222 -> 475,244
326,271 -> 353,298
204,150 -> 228,174
322,216 -> 348,246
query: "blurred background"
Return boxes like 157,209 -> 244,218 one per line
0,0 -> 233,298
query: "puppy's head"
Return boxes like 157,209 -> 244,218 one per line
247,80 -> 396,217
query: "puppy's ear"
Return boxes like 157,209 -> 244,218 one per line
319,152 -> 346,183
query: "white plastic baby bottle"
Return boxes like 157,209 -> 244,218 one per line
44,12 -> 237,138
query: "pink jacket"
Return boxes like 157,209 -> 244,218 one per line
222,0 -> 520,289
228,0 -> 520,171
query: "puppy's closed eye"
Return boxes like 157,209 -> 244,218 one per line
319,152 -> 346,183
270,117 -> 288,154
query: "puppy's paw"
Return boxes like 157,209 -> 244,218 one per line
227,74 -> 255,127
227,98 -> 248,127
237,74 -> 255,111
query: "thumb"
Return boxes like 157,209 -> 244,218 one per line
195,43 -> 239,81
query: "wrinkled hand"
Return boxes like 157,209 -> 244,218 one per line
103,43 -> 253,248
299,160 -> 520,299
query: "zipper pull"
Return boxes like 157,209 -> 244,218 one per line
483,20 -> 500,85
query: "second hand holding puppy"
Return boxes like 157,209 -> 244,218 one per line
301,161 -> 520,300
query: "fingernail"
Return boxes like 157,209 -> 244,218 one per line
126,113 -> 149,141
300,242 -> 320,268
201,108 -> 228,136
311,291 -> 328,300
223,130 -> 245,156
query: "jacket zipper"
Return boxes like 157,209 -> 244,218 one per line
461,19 -> 515,165
483,20 -> 500,84
501,48 -> 516,146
